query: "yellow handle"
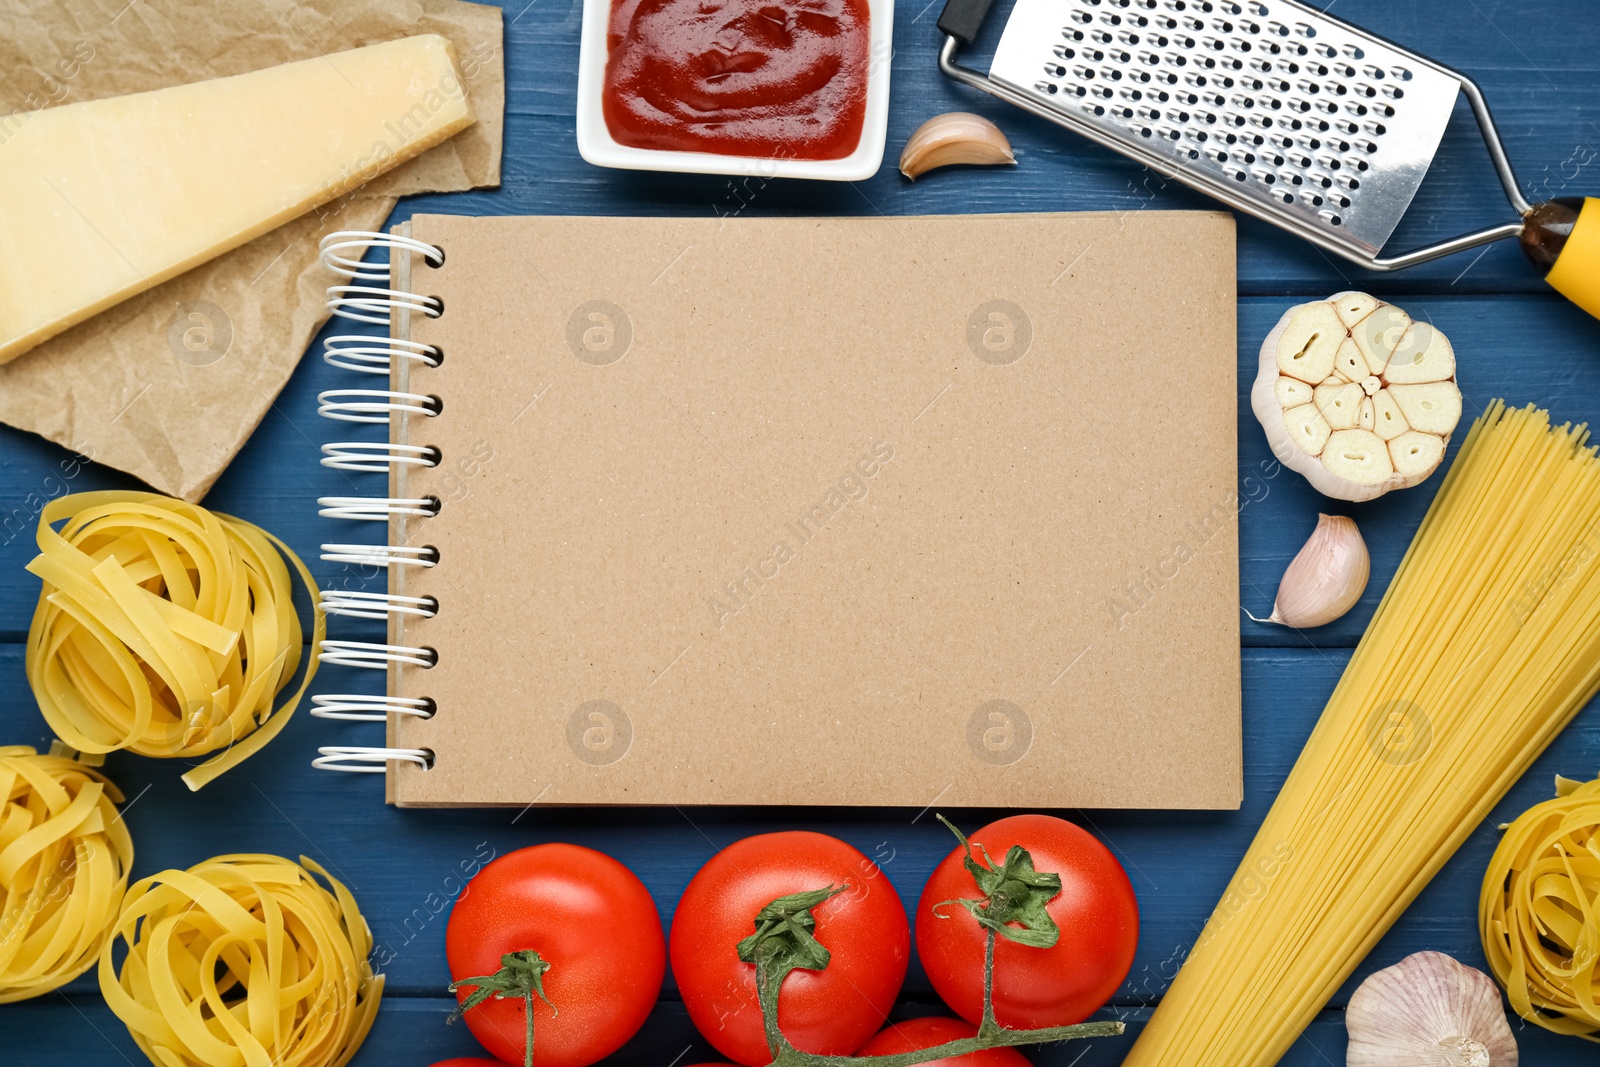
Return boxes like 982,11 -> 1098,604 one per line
1546,197 -> 1600,320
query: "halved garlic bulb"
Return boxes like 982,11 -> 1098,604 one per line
1251,292 -> 1462,501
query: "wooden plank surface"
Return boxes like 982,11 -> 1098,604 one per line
3,0 -> 1600,1064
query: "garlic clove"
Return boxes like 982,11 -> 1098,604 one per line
1250,293 -> 1462,501
1250,513 -> 1369,628
1283,402 -> 1333,457
1353,304 -> 1412,375
1346,951 -> 1518,1067
899,112 -> 1016,180
1315,380 -> 1365,430
1388,382 -> 1462,435
1277,300 -> 1345,382
1383,322 -> 1456,385
1390,430 -> 1446,479
1331,290 -> 1382,327
1277,377 -> 1314,409
1371,389 -> 1410,442
1322,429 -> 1394,486
1335,337 -> 1372,381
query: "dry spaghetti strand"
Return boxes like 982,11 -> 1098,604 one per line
1482,773 -> 1600,1040
0,745 -> 134,1003
99,854 -> 383,1067
1123,402 -> 1600,1067
25,491 -> 323,790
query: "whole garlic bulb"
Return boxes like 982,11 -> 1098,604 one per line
1250,513 -> 1369,628
1252,292 -> 1462,501
1346,952 -> 1517,1067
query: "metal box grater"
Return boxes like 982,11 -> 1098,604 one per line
935,0 -> 1543,272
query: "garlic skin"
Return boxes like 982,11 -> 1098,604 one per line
1252,292 -> 1462,501
1346,952 -> 1517,1067
899,112 -> 1016,180
1250,513 -> 1369,628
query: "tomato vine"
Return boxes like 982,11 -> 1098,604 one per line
450,817 -> 1125,1067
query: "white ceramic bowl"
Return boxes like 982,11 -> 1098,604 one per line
575,0 -> 893,181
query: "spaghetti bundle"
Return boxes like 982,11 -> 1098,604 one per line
99,854 -> 383,1067
25,491 -> 321,790
1481,773 -> 1600,1039
1124,402 -> 1600,1067
0,745 -> 134,1002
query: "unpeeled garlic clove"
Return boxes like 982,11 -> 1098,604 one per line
1346,951 -> 1518,1067
899,112 -> 1016,180
1249,513 -> 1369,628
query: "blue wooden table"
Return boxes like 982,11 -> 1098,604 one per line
4,1 -> 1600,1063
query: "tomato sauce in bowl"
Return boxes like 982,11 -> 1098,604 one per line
601,0 -> 872,161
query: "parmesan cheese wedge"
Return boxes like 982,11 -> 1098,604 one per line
0,35 -> 476,364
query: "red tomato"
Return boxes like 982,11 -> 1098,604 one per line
671,831 -> 910,1066
916,814 -> 1138,1029
446,844 -> 665,1067
857,1016 -> 1031,1066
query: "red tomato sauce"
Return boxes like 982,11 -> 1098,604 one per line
602,0 -> 872,161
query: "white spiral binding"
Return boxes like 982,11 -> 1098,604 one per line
326,285 -> 442,326
322,442 -> 440,473
320,543 -> 439,568
318,640 -> 436,669
312,694 -> 436,722
320,590 -> 438,620
313,746 -> 435,773
320,230 -> 444,280
313,229 -> 447,773
318,497 -> 440,521
318,389 -> 440,423
324,335 -> 442,375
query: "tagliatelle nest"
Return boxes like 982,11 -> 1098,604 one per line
25,491 -> 322,790
99,854 -> 384,1067
1481,774 -> 1600,1040
0,745 -> 134,1003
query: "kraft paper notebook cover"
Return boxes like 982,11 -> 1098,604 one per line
319,211 -> 1241,808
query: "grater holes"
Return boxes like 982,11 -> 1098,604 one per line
1392,66 -> 1413,81
1037,80 -> 1060,95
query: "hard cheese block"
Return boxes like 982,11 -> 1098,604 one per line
0,34 -> 475,364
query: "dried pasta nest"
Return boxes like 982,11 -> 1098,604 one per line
1481,774 -> 1600,1039
0,745 -> 134,1003
99,854 -> 383,1067
25,491 -> 321,790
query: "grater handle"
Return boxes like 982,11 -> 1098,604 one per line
936,0 -> 998,45
1523,198 -> 1600,322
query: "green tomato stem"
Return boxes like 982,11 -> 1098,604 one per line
750,886 -> 1123,1067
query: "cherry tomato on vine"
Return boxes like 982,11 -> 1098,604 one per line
446,843 -> 665,1067
671,831 -> 910,1066
916,814 -> 1138,1030
857,1016 -> 1032,1066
